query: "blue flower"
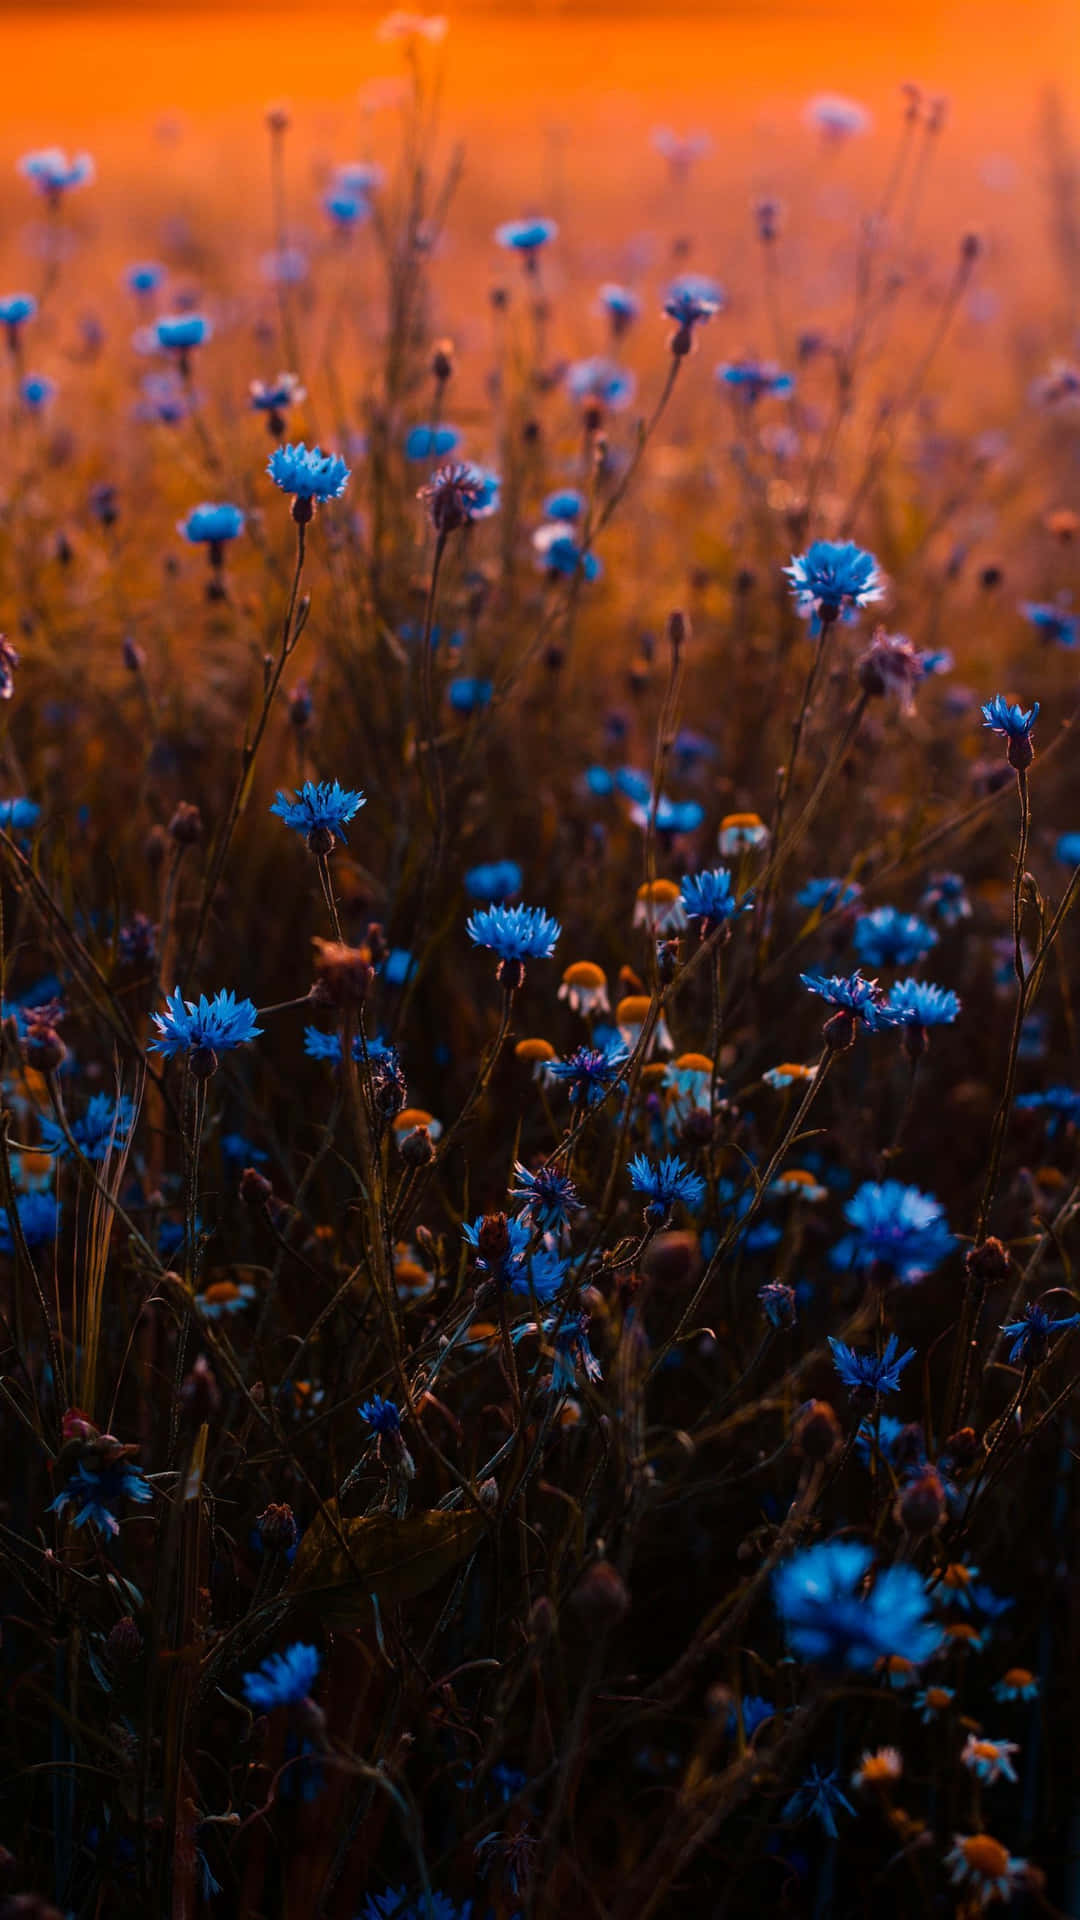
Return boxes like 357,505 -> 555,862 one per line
566,357 -> 636,411
784,540 -> 884,624
178,502 -> 244,544
532,523 -> 602,580
796,876 -> 861,914
999,1303 -> 1080,1366
0,797 -> 41,833
465,860 -> 522,903
419,462 -> 495,532
40,1093 -> 134,1162
886,978 -> 961,1028
679,867 -> 745,930
359,1392 -> 402,1438
405,424 -> 461,460
305,1025 -> 395,1066
0,1192 -> 60,1253
151,988 -> 262,1063
467,903 -> 560,964
359,1890 -> 472,1920
726,1694 -> 775,1740
599,282 -> 640,327
854,907 -> 938,970
546,1311 -> 602,1394
759,1281 -> 797,1328
1055,832 -> 1080,866
268,442 -> 350,504
250,371 -> 305,414
270,780 -> 366,847
1015,1085 -> 1080,1133
495,216 -> 557,253
19,148 -> 94,196
20,374 -> 54,411
220,1132 -> 267,1165
336,161 -> 384,194
543,488 -> 586,522
549,1039 -> 628,1108
829,1333 -> 916,1397
774,1540 -> 941,1669
1020,600 -> 1077,647
462,1215 -> 568,1303
126,262 -> 164,295
831,1179 -> 955,1283
628,1152 -> 706,1217
510,1162 -> 582,1232
448,677 -> 493,713
0,293 -> 36,332
242,1642 -> 320,1710
854,1412 -> 910,1467
919,870 -> 971,925
154,313 -> 212,353
50,1456 -> 151,1537
324,188 -> 370,227
800,969 -> 902,1033
782,1764 -> 854,1837
663,273 -> 725,329
717,360 -> 793,401
982,693 -> 1039,763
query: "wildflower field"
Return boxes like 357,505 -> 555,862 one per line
5,5 -> 1080,1916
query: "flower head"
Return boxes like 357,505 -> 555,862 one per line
510,1162 -> 582,1233
242,1642 -> 320,1711
40,1093 -> 134,1162
999,1302 -> 1080,1366
832,1179 -> 954,1283
784,540 -> 883,625
1020,599 -> 1077,648
0,293 -> 37,334
800,969 -> 902,1035
982,693 -> 1039,769
467,903 -> 560,966
829,1333 -> 916,1398
465,860 -> 522,903
679,866 -> 746,931
419,461 -> 492,532
628,1152 -> 706,1219
0,1192 -> 60,1254
717,359 -> 793,402
270,780 -> 366,851
151,988 -> 261,1073
886,978 -> 961,1030
782,1765 -> 854,1837
268,442 -> 350,508
774,1540 -> 941,1669
495,216 -> 557,255
663,273 -> 725,333
961,1734 -> 1020,1786
854,906 -> 938,970
155,313 -> 213,354
50,1454 -> 151,1537
796,876 -> 862,915
566,356 -> 636,412
19,148 -> 95,196
178,503 -> 244,545
945,1834 -> 1028,1906
549,1039 -> 628,1108
127,261 -> 165,295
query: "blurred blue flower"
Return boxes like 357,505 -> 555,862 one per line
680,866 -> 745,930
20,374 -> 55,411
242,1642 -> 320,1710
155,312 -> 212,353
919,870 -> 971,925
495,216 -> 557,253
449,677 -> 493,713
178,502 -> 244,544
0,293 -> 37,333
19,148 -> 95,195
549,1039 -> 628,1108
567,357 -> 636,411
796,876 -> 862,914
324,189 -> 370,227
999,1303 -> 1080,1366
1020,600 -> 1077,647
831,1179 -> 955,1282
40,1093 -> 134,1161
800,969 -> 902,1032
0,798 -> 41,833
1055,832 -> 1080,866
886,978 -> 960,1028
775,1540 -> 941,1669
126,262 -> 164,295
543,488 -> 586,522
853,907 -> 938,969
0,1192 -> 60,1253
465,860 -> 522,902
717,360 -> 793,401
359,1392 -> 402,1438
664,273 -> 724,328
405,424 -> 461,460
532,523 -> 602,580
50,1456 -> 151,1537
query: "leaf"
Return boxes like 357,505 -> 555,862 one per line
286,1504 -> 485,1622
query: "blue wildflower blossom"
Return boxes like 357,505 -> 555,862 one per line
420,462 -> 492,532
829,1333 -> 916,1397
726,1695 -> 775,1740
151,988 -> 262,1065
854,906 -> 938,970
359,1393 -> 402,1438
599,283 -> 640,330
1056,832 -> 1080,866
800,969 -> 902,1033
784,540 -> 884,624
543,488 -> 586,522
21,374 -> 54,411
628,1152 -> 706,1217
462,1215 -> 568,1303
40,1093 -> 134,1161
19,148 -> 94,196
495,216 -> 557,254
886,978 -> 961,1029
982,693 -> 1039,766
919,870 -> 971,925
324,188 -> 369,227
567,357 -> 636,411
759,1281 -> 797,1328
0,1191 -> 60,1253
466,903 -> 560,964
782,1764 -> 854,1837
0,797 -> 41,833
270,780 -> 366,848
546,1311 -> 602,1394
679,866 -> 745,931
510,1162 -> 582,1232
0,294 -> 36,340
1000,1303 -> 1080,1366
831,1179 -> 955,1283
126,262 -> 164,295
549,1038 -> 628,1108
464,860 -> 522,903
796,876 -> 862,914
717,360 -> 793,401
50,1455 -> 151,1537
178,502 -> 244,545
250,371 -> 305,416
267,442 -> 350,505
1015,1085 -> 1080,1132
532,522 -> 603,580
774,1540 -> 942,1669
405,424 -> 461,460
449,677 -> 493,713
664,273 -> 725,330
242,1642 -> 321,1711
1020,600 -> 1077,647
359,1890 -> 472,1920
304,1025 -> 395,1067
155,313 -> 212,354
220,1132 -> 267,1165
854,1411 -> 910,1468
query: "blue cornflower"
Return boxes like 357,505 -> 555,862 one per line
178,502 -> 244,545
759,1281 -> 797,1328
831,1179 -> 955,1283
270,780 -> 365,850
800,969 -> 902,1033
532,522 -> 603,580
886,978 -> 961,1029
599,283 -> 640,329
268,442 -> 350,506
466,903 -> 560,965
919,870 -> 971,925
40,1093 -> 134,1161
679,867 -> 745,931
359,1393 -> 402,1438
628,1152 -> 706,1218
1020,600 -> 1077,647
999,1303 -> 1080,1366
250,371 -> 305,415
717,360 -> 793,401
543,488 -> 586,522
151,988 -> 262,1068
643,797 -> 705,835
495,216 -> 558,254
360,1890 -> 472,1920
324,188 -> 369,227
726,1695 -> 775,1740
419,461 -> 496,532
854,1412 -> 910,1468
304,1025 -> 395,1067
0,797 -> 41,833
549,1038 -> 628,1108
462,1215 -> 568,1303
566,357 -> 636,411
774,1540 -> 941,1670
545,1311 -> 603,1394
405,424 -> 461,461
220,1132 -> 267,1165
664,273 -> 725,331
782,1764 -> 854,1837
854,907 -> 938,970
510,1162 -> 582,1232
449,677 -> 493,713
19,148 -> 94,196
154,313 -> 212,354
0,293 -> 37,335
50,1455 -> 151,1537
829,1333 -> 916,1397
20,374 -> 54,411
1056,832 -> 1080,866
982,693 -> 1039,769
242,1642 -> 321,1711
0,1191 -> 60,1253
1015,1085 -> 1080,1132
796,876 -> 862,914
126,262 -> 164,295
784,540 -> 884,625
465,860 -> 522,903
